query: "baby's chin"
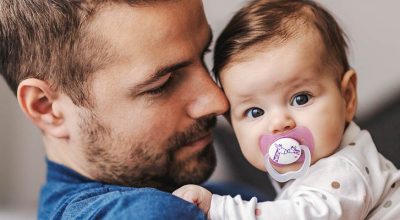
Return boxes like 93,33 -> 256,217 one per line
263,156 -> 321,175
253,160 -> 306,174
271,162 -> 303,174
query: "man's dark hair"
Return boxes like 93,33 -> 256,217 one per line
0,0 -> 157,106
213,0 -> 350,82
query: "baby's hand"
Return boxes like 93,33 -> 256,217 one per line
173,184 -> 212,214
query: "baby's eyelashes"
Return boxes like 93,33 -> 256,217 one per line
245,107 -> 265,118
290,92 -> 313,107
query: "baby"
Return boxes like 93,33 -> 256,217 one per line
173,0 -> 400,219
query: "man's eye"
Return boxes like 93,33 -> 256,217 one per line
245,107 -> 264,118
146,74 -> 177,95
146,83 -> 170,95
290,93 -> 312,106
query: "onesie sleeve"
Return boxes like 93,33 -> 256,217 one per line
209,157 -> 372,220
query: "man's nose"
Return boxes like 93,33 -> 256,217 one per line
268,109 -> 296,134
186,72 -> 228,119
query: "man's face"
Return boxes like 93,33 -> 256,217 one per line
64,1 -> 228,191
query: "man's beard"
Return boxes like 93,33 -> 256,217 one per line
79,113 -> 217,192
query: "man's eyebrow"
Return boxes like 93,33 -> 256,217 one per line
132,28 -> 212,94
134,60 -> 192,91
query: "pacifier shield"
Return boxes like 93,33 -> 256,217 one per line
268,138 -> 302,165
259,126 -> 314,182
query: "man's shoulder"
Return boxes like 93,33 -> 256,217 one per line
39,183 -> 206,219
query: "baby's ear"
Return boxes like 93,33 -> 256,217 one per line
17,78 -> 69,138
340,69 -> 358,122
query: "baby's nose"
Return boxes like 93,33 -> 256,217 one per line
268,111 -> 296,134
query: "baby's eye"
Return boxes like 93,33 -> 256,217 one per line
245,107 -> 264,118
290,93 -> 312,106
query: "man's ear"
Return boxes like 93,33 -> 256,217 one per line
17,78 -> 68,138
340,69 -> 358,122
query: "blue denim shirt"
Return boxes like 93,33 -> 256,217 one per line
38,160 -> 206,220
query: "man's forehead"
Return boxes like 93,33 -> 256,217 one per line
89,0 -> 204,24
84,0 -> 210,84
86,0 -> 206,48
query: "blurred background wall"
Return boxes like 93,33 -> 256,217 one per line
1,0 -> 399,218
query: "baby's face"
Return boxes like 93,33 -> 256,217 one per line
220,33 -> 354,173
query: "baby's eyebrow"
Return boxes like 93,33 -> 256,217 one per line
284,77 -> 322,91
229,97 -> 256,113
232,94 -> 253,102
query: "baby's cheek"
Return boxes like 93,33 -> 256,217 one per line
235,128 -> 265,170
241,146 -> 266,171
252,154 -> 266,171
319,130 -> 343,157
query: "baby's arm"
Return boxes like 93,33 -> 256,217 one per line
175,185 -> 352,220
173,184 -> 212,215
174,185 -> 263,220
208,157 -> 372,220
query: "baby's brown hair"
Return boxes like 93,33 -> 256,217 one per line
213,0 -> 349,83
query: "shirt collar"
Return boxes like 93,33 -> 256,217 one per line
339,121 -> 361,148
46,158 -> 95,184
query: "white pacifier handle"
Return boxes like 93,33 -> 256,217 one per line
265,145 -> 311,182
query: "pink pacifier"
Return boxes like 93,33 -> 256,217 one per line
259,127 -> 314,182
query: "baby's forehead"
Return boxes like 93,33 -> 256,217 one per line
222,29 -> 328,74
241,25 -> 327,56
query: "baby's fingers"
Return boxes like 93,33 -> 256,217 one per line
173,184 -> 201,204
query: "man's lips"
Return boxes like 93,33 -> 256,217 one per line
259,126 -> 314,156
182,133 -> 213,150
174,133 -> 213,161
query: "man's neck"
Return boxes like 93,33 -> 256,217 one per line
43,135 -> 94,181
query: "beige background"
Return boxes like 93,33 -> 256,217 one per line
1,0 -> 399,218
